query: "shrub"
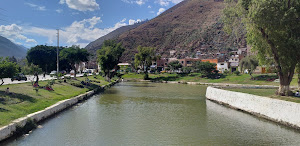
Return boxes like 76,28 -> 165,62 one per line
143,73 -> 149,80
234,71 -> 240,76
70,82 -> 84,88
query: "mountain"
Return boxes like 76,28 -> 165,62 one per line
85,20 -> 148,54
0,35 -> 27,58
86,0 -> 246,62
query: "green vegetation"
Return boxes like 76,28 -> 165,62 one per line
134,46 -> 157,80
26,45 -> 57,76
239,56 -> 259,79
122,73 -> 300,86
226,88 -> 300,103
60,45 -> 89,78
0,75 -> 111,127
0,57 -> 19,86
168,60 -> 182,73
223,0 -> 300,96
97,40 -> 125,81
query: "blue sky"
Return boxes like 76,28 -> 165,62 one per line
0,0 -> 182,48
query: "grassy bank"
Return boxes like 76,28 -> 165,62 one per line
0,75 -> 112,127
123,73 -> 299,86
226,88 -> 300,103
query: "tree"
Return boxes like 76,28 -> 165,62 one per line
60,46 -> 89,78
97,40 -> 125,81
168,60 -> 182,73
195,61 -> 216,77
27,45 -> 57,77
0,57 -> 19,86
182,66 -> 192,74
223,0 -> 300,96
239,56 -> 259,79
28,64 -> 43,84
134,46 -> 156,79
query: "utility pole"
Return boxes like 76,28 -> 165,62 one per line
57,29 -> 59,74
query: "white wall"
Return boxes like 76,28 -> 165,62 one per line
206,86 -> 300,129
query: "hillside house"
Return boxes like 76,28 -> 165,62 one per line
229,55 -> 239,72
217,62 -> 229,73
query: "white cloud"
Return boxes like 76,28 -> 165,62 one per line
148,5 -> 151,8
59,0 -> 65,4
157,8 -> 165,15
122,0 -> 147,5
59,0 -> 99,12
0,24 -> 37,45
129,19 -> 141,25
25,3 -> 46,11
56,9 -> 63,13
22,17 -> 128,48
155,0 -> 183,6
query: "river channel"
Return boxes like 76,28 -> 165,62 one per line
3,82 -> 300,145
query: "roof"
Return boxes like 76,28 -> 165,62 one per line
118,63 -> 131,66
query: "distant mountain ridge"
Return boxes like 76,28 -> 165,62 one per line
86,0 -> 246,62
0,35 -> 27,58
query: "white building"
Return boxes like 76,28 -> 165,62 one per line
217,62 -> 229,73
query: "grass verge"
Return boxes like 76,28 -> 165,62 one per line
226,88 -> 300,103
0,75 -> 112,127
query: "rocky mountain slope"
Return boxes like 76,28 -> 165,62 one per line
85,21 -> 148,54
0,35 -> 27,58
86,0 -> 246,62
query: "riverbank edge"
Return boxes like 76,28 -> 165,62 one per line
124,79 -> 294,89
206,86 -> 300,130
0,80 -> 119,142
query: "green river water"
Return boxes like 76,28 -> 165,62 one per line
3,82 -> 300,145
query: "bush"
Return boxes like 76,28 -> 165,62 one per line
223,70 -> 230,75
234,71 -> 240,76
83,73 -> 88,77
70,82 -> 84,88
143,73 -> 149,80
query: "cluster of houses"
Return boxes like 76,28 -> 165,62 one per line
118,46 -> 270,74
76,46 -> 270,74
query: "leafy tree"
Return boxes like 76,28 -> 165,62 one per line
60,46 -> 89,78
8,56 -> 17,63
134,46 -> 156,79
27,45 -> 57,77
223,0 -> 300,96
97,40 -> 125,81
0,57 -> 19,86
239,56 -> 259,79
182,66 -> 192,74
195,61 -> 216,77
168,60 -> 182,73
28,64 -> 43,84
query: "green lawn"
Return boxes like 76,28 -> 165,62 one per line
0,75 -> 111,127
226,88 -> 300,103
122,73 -> 295,86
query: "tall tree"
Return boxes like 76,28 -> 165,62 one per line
168,60 -> 182,73
239,56 -> 259,79
0,57 -> 19,86
60,45 -> 89,78
223,0 -> 300,96
195,61 -> 216,77
134,46 -> 156,78
97,40 -> 125,81
26,45 -> 57,77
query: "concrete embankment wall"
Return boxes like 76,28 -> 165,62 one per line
0,81 -> 118,142
206,86 -> 300,129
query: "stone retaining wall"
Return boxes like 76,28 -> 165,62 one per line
206,86 -> 300,129
0,81 -> 118,142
